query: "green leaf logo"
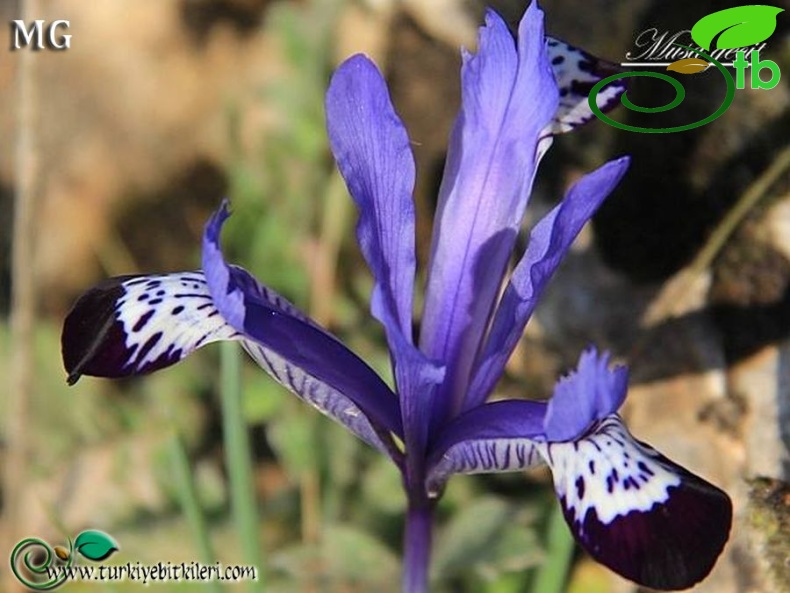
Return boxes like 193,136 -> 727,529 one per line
74,530 -> 119,562
667,57 -> 711,74
691,5 -> 784,50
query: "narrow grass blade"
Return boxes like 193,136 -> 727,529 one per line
168,433 -> 224,593
530,500 -> 575,593
220,341 -> 264,591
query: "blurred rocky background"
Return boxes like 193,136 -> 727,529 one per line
1,0 -> 788,591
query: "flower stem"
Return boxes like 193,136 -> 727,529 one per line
403,501 -> 434,593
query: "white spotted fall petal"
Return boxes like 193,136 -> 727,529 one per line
61,3 -> 731,592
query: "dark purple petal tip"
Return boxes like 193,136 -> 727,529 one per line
567,469 -> 731,590
541,416 -> 732,590
62,275 -> 140,384
61,272 -> 238,385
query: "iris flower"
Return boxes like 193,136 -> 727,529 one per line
62,3 -> 731,591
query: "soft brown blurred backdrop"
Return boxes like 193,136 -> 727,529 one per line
1,0 -> 789,591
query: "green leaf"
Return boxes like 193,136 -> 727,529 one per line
242,369 -> 286,423
432,497 -> 541,582
691,5 -> 784,50
268,404 -> 318,476
271,524 -> 399,588
74,530 -> 119,561
361,454 -> 405,514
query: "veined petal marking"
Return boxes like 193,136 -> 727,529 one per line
426,437 -> 542,497
242,342 -> 393,455
425,399 -> 547,497
202,202 -> 405,450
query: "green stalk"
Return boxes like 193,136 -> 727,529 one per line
691,144 -> 790,274
220,342 -> 264,590
168,432 -> 224,593
530,501 -> 575,593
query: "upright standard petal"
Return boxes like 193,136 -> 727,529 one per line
467,157 -> 629,408
202,202 -> 404,452
420,4 -> 559,422
326,54 -> 417,344
536,415 -> 732,590
327,54 -> 446,464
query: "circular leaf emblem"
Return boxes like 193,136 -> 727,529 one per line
74,530 -> 119,562
691,5 -> 784,51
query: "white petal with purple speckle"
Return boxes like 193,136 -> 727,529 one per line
545,37 -> 625,135
538,414 -> 681,525
113,272 -> 241,374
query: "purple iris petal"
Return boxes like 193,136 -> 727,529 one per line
379,297 -> 445,477
202,201 -> 404,447
537,415 -> 732,590
326,54 -> 417,346
467,157 -> 630,409
425,400 -> 546,496
543,347 -> 628,442
325,58 -> 446,462
420,4 -> 559,423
